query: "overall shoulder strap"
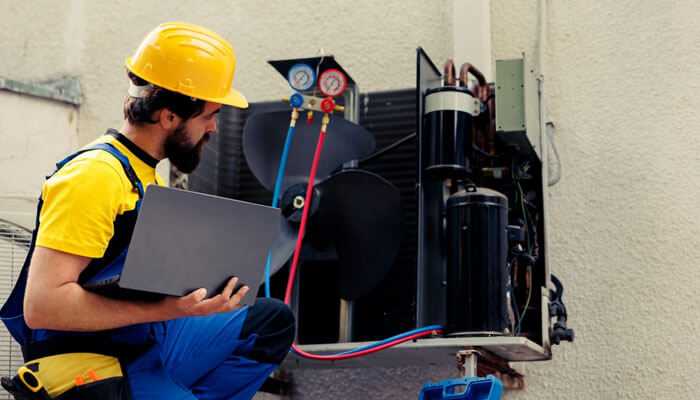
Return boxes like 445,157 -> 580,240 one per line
51,142 -> 145,199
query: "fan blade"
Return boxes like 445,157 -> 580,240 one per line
316,169 -> 402,300
266,216 -> 298,278
242,110 -> 376,192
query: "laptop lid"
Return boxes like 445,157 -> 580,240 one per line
117,185 -> 280,305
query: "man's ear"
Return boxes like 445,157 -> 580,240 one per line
156,108 -> 180,130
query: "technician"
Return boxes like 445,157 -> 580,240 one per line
1,22 -> 294,399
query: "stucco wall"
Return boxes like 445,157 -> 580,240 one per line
0,91 -> 79,199
492,1 -> 700,399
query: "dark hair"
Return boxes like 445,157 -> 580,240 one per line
123,71 -> 206,124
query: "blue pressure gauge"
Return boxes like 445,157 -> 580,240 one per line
288,64 -> 316,92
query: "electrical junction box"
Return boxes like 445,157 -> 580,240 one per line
495,57 -> 543,161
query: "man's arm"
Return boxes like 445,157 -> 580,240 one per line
24,246 -> 249,331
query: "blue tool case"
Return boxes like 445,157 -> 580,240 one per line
419,376 -> 502,400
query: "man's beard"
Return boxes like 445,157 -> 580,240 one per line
165,123 -> 211,173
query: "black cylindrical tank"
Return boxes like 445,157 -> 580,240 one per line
422,87 -> 478,178
446,185 -> 509,335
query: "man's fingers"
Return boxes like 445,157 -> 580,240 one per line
192,294 -> 229,314
226,285 -> 249,309
181,288 -> 207,305
220,277 -> 238,300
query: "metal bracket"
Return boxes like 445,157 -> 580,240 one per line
457,348 -> 526,391
456,349 -> 480,378
284,94 -> 345,113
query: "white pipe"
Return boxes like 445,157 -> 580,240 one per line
452,0 -> 493,81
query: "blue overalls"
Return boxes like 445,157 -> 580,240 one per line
1,142 -> 295,399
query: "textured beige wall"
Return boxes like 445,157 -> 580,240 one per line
493,1 -> 700,399
0,0 -> 452,146
0,91 -> 79,199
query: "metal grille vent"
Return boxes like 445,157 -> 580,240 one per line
0,220 -> 30,399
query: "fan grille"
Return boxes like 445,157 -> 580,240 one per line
0,219 -> 30,398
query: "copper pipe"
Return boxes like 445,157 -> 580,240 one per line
459,63 -> 489,102
459,63 -> 496,157
443,59 -> 457,86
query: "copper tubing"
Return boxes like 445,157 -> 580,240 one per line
459,62 -> 496,156
443,59 -> 457,86
459,63 -> 489,102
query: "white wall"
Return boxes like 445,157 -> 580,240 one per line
492,1 -> 700,399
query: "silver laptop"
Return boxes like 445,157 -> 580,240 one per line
84,185 -> 280,305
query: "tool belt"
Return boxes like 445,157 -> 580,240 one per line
1,353 -> 131,400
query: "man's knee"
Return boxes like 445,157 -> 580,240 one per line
240,298 -> 295,364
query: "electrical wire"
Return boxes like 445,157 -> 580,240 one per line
263,109 -> 299,297
358,132 -> 416,165
516,266 -> 533,335
279,112 -> 444,360
312,53 -> 326,99
515,180 -> 532,253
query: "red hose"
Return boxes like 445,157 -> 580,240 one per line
283,115 -> 328,305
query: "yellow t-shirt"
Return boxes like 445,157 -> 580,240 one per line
36,130 -> 164,259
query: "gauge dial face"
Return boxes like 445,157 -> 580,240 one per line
318,68 -> 348,97
288,64 -> 316,91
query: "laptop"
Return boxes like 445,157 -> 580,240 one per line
83,185 -> 281,305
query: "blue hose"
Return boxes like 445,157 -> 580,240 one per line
338,325 -> 443,354
264,122 -> 297,297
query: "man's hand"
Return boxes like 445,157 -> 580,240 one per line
158,277 -> 250,320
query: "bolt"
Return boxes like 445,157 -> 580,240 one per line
293,196 -> 305,209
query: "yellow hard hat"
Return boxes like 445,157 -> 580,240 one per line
126,22 -> 248,108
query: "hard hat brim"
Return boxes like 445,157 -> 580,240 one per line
125,57 -> 249,109
210,87 -> 249,109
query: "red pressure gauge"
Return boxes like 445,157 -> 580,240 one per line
318,68 -> 348,97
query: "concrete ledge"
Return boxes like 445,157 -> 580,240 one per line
0,76 -> 81,106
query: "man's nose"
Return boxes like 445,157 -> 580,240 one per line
208,118 -> 218,134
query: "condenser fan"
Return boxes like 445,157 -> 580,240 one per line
242,110 -> 402,300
